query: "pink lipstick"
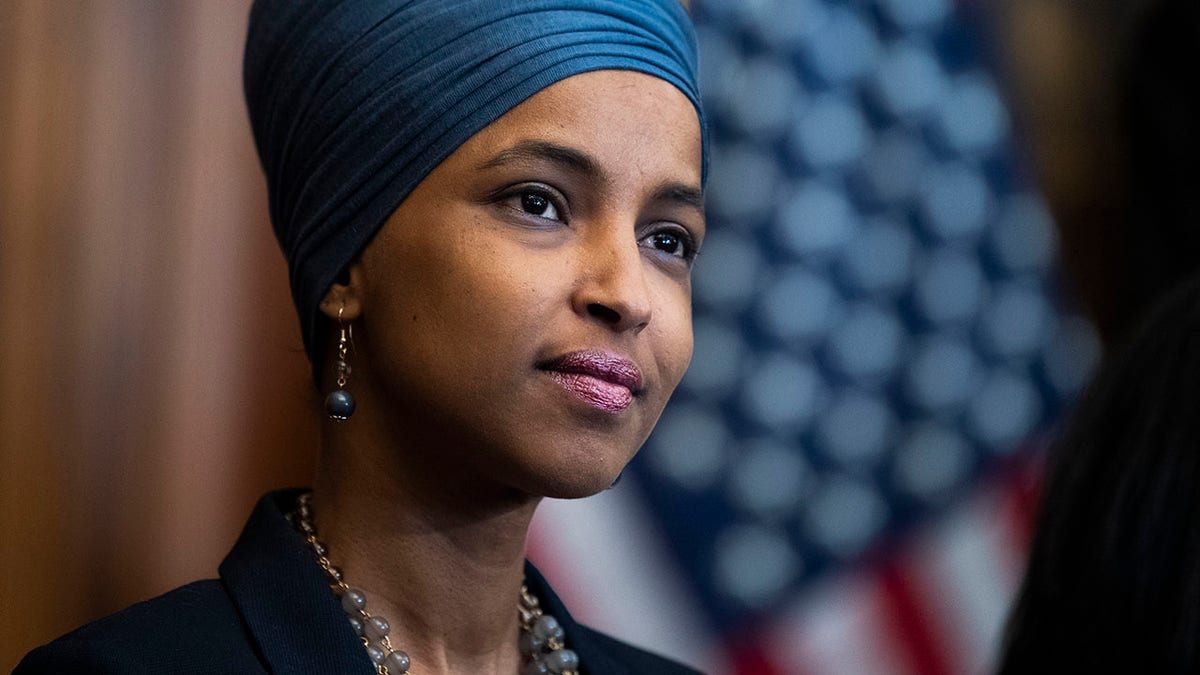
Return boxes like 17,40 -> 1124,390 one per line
542,350 -> 644,413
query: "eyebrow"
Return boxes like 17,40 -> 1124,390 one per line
651,183 -> 705,212
478,140 -> 603,178
479,139 -> 705,211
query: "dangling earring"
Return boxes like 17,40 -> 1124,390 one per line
325,307 -> 356,420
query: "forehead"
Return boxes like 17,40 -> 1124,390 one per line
454,70 -> 703,187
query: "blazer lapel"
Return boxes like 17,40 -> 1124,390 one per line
219,492 -> 632,675
219,489 -> 374,675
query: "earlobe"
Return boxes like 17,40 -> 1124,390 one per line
318,262 -> 365,321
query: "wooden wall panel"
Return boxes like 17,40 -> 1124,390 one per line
0,1 -> 317,669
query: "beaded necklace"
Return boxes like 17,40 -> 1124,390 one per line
292,492 -> 580,674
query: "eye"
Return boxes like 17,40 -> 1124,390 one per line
513,189 -> 562,222
642,228 -> 697,261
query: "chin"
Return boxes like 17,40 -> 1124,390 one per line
535,476 -> 617,500
516,442 -> 633,500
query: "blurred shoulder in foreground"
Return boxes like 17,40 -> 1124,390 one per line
999,272 -> 1200,673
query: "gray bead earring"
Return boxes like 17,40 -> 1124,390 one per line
325,307 -> 356,421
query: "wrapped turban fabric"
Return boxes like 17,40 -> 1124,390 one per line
243,0 -> 707,370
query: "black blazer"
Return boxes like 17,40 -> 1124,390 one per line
15,490 -> 702,674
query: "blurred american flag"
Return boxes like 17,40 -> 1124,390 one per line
531,0 -> 1099,673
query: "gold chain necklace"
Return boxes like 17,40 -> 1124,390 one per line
291,492 -> 580,674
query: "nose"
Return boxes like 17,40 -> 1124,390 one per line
572,229 -> 653,334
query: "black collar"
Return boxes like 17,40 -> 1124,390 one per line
218,490 -> 631,675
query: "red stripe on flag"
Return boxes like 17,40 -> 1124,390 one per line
729,629 -> 788,675
1003,452 -> 1045,552
877,560 -> 953,675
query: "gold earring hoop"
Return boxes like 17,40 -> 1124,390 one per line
324,306 -> 356,420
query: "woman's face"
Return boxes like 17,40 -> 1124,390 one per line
345,70 -> 703,499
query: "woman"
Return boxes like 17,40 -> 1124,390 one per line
998,273 -> 1200,673
16,1 -> 706,673
998,1 -> 1200,670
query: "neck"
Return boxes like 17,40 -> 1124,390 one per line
310,431 -> 541,675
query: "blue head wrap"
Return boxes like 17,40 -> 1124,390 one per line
243,0 -> 706,368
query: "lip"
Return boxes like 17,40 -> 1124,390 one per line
540,350 -> 644,413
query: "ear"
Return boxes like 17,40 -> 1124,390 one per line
318,261 -> 365,321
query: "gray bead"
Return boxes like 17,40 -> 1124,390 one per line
544,649 -> 580,674
383,650 -> 411,673
519,631 -> 544,657
364,615 -> 390,641
366,644 -> 386,664
532,615 -> 563,643
522,661 -> 551,675
347,615 -> 364,635
325,389 -> 356,420
341,588 -> 367,613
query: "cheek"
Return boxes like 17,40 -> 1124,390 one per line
373,221 -> 519,313
651,285 -> 695,388
453,238 -> 561,325
399,237 -> 563,371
